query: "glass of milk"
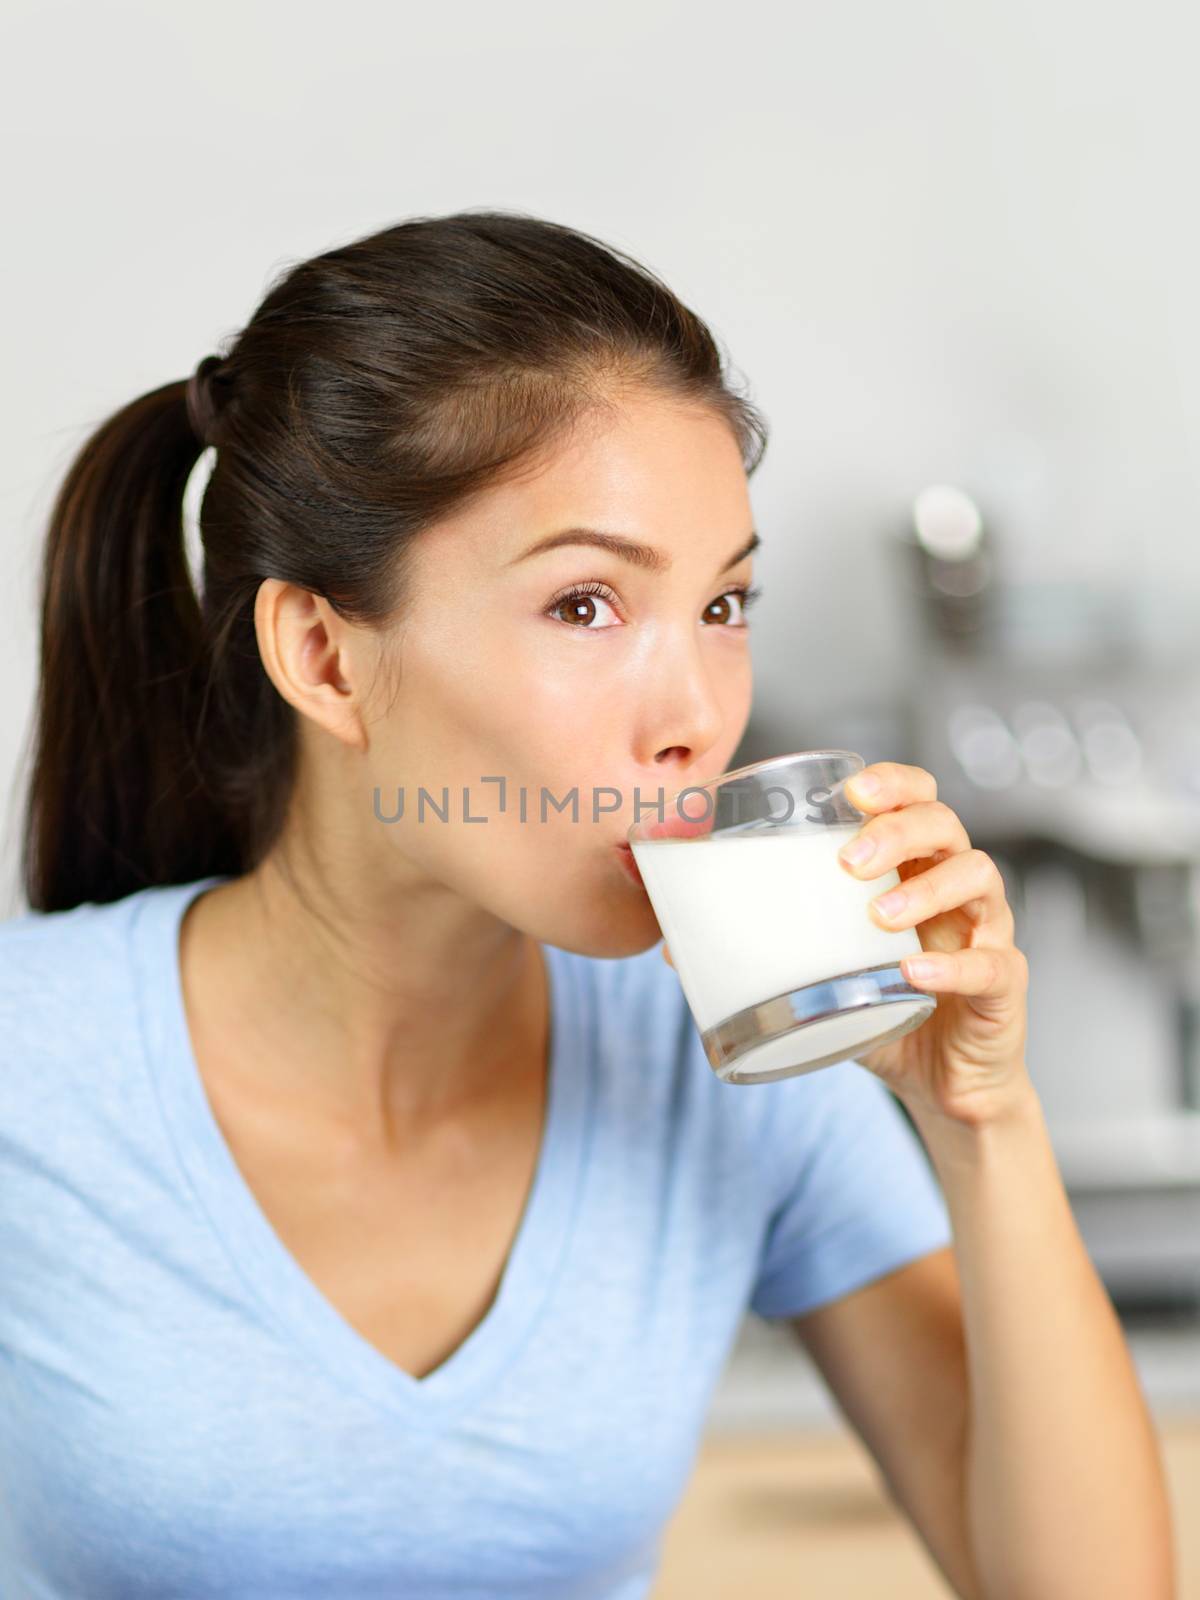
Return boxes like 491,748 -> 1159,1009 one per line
627,750 -> 938,1084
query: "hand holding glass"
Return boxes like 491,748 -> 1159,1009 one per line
627,750 -> 937,1083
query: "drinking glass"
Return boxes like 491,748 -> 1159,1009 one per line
627,750 -> 938,1083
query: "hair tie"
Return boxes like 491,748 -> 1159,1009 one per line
185,354 -> 226,447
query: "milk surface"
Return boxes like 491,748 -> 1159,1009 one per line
630,823 -> 927,1049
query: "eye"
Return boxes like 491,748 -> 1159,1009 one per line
546,581 -> 622,629
703,583 -> 763,627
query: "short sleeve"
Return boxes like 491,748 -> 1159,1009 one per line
749,1059 -> 953,1320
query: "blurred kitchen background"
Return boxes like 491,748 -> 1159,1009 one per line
2,0 -> 1198,1592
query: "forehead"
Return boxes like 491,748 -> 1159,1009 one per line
423,397 -> 752,569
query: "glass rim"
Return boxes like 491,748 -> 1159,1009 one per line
697,748 -> 864,792
625,748 -> 866,843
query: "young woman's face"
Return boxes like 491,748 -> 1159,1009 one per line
363,390 -> 759,958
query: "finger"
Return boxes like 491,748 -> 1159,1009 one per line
843,761 -> 937,814
902,943 -> 1029,998
867,847 -> 1015,938
662,942 -> 675,968
838,799 -> 971,877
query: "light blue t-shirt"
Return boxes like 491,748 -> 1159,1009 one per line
0,874 -> 952,1598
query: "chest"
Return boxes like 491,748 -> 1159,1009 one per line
200,1066 -> 548,1383
0,1016 -> 759,1599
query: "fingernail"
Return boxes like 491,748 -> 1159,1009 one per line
839,835 -> 876,866
872,888 -> 907,918
904,957 -> 937,980
852,772 -> 881,798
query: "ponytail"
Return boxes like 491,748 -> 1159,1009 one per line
21,376 -> 242,911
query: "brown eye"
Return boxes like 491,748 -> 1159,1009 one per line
702,586 -> 761,626
548,583 -> 621,629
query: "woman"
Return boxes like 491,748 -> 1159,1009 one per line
0,209 -> 1173,1597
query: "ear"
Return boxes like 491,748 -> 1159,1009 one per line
252,579 -> 369,752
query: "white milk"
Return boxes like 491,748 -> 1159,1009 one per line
631,823 -> 932,1078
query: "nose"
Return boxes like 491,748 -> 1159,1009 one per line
640,641 -> 730,776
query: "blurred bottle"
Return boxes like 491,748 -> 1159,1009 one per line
896,483 -> 996,656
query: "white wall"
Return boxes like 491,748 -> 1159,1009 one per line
3,0 -> 1198,915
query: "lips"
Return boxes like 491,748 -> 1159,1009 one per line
615,842 -> 646,888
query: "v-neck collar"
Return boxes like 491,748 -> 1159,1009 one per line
130,874 -> 593,1429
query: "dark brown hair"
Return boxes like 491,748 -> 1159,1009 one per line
19,208 -> 769,913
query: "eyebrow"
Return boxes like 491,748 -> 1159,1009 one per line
508,526 -> 761,575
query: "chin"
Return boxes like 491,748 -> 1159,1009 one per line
552,899 -> 665,962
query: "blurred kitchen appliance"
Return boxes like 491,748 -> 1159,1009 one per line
895,484 -> 1200,1304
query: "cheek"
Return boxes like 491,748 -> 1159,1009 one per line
366,623 -> 540,770
360,634 -> 600,842
405,623 -> 625,780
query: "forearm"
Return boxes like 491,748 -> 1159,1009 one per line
905,1078 -> 1176,1600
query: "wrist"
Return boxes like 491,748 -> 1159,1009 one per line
899,1069 -> 1044,1168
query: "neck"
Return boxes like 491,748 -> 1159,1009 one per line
177,845 -> 547,1149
